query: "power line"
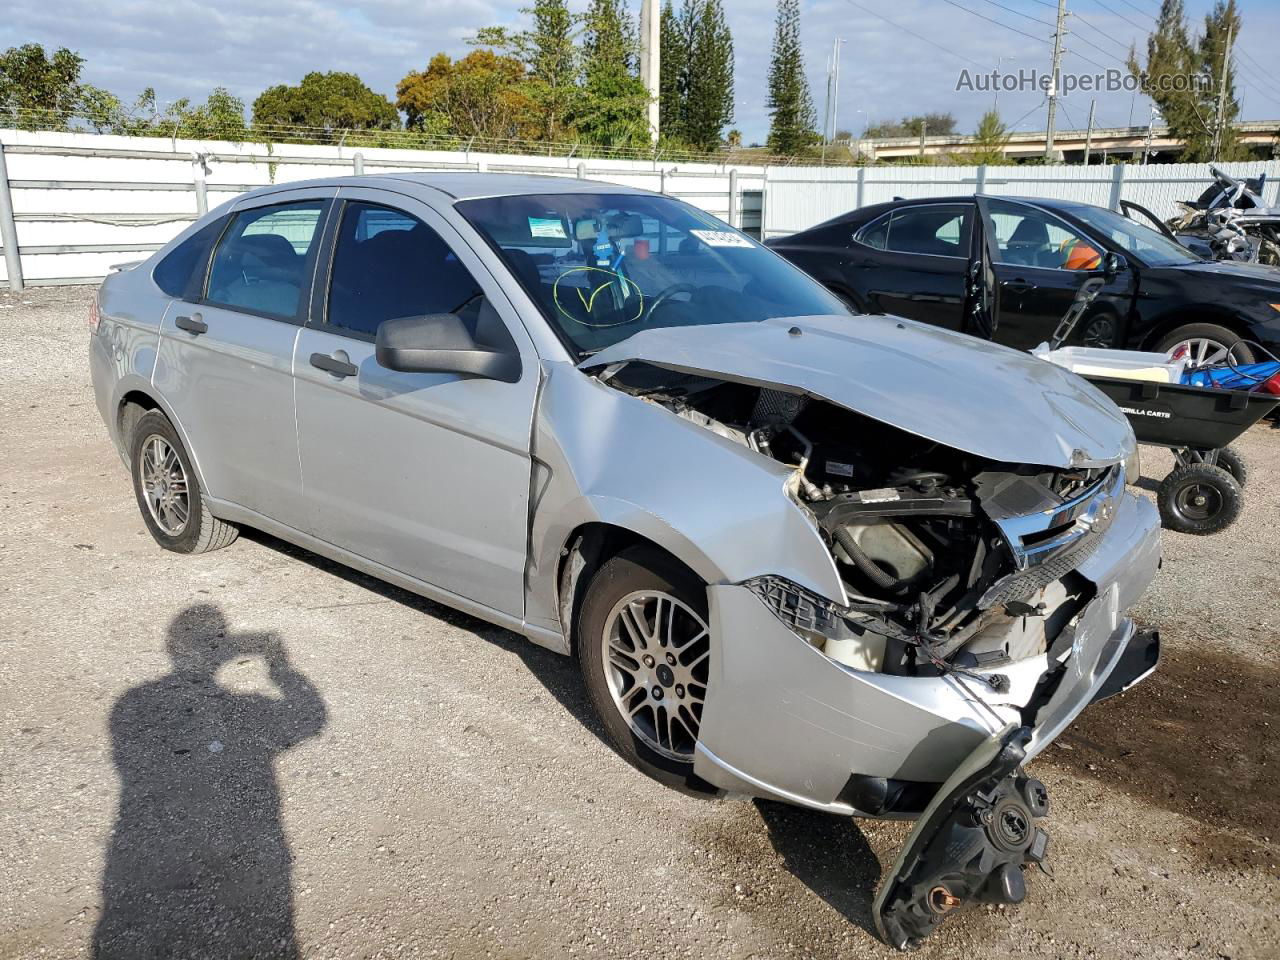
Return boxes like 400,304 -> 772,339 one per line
840,0 -> 986,69
936,0 -> 1052,46
1086,0 -> 1148,33
1070,11 -> 1135,54
975,0 -> 1056,29
1111,0 -> 1157,24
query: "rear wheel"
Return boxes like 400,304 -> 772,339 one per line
129,410 -> 238,553
577,547 -> 712,791
1156,323 -> 1255,365
1156,463 -> 1242,535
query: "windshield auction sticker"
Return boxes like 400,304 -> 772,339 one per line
528,217 -> 568,240
690,229 -> 753,248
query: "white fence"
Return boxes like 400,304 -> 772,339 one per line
1,126 -> 1278,289
761,160 -> 1280,238
0,129 -> 765,288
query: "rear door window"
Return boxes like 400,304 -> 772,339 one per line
206,201 -> 327,320
882,205 -> 971,257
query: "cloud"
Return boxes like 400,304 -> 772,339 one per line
4,0 -> 1277,142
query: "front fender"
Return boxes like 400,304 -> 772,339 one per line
524,361 -> 845,637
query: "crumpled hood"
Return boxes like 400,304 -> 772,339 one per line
581,314 -> 1133,469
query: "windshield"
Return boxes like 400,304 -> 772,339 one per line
457,193 -> 845,356
1062,203 -> 1201,267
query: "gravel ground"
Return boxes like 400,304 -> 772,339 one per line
1,285 -> 1277,960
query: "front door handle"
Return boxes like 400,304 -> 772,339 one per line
1001,278 -> 1034,293
310,352 -> 358,378
175,313 -> 207,335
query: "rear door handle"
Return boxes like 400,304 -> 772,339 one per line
175,313 -> 207,335
309,352 -> 358,378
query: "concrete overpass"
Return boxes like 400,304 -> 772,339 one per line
857,120 -> 1280,163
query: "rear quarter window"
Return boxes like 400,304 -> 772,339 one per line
152,216 -> 228,298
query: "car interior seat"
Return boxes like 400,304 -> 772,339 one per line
1004,218 -> 1053,266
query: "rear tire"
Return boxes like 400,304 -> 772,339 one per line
129,410 -> 238,554
1156,463 -> 1242,536
577,546 -> 713,793
1156,323 -> 1255,365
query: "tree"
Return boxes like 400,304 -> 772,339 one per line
474,0 -> 580,140
121,87 -> 248,141
864,112 -> 957,138
683,0 -> 734,149
949,109 -> 1011,164
1128,1 -> 1201,155
1197,0 -> 1247,160
0,44 -> 119,131
397,50 -> 535,140
574,0 -> 651,146
252,72 -> 399,140
765,0 -> 817,154
659,0 -> 691,141
1128,0 -> 1248,162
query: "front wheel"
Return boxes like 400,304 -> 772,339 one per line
577,547 -> 713,792
1156,463 -> 1242,535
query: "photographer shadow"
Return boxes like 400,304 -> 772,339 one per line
93,604 -> 326,960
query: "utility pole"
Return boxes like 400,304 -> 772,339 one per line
821,37 -> 845,163
639,0 -> 660,143
1212,19 -> 1235,161
1044,0 -> 1067,162
919,119 -> 927,158
1143,104 -> 1160,164
1083,98 -> 1096,165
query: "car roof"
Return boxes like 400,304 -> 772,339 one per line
234,171 -> 653,205
785,194 -> 1102,240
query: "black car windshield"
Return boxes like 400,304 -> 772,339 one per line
1062,203 -> 1201,267
457,193 -> 845,356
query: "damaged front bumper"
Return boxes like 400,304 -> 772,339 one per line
693,489 -> 1160,946
692,489 -> 1161,812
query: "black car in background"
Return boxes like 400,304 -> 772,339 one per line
768,195 -> 1280,363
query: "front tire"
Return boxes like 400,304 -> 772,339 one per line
577,547 -> 712,792
129,410 -> 238,553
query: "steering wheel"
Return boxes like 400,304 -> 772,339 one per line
647,282 -> 699,316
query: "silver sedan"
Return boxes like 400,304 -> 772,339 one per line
90,173 -> 1160,948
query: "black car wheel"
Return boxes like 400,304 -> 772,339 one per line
1082,315 -> 1116,348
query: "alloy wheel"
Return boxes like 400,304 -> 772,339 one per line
1172,336 -> 1231,366
601,590 -> 710,761
139,435 -> 190,536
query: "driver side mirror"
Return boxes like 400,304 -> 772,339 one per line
375,312 -> 521,383
1102,251 -> 1127,281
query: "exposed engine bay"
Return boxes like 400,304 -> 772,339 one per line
600,362 -> 1121,687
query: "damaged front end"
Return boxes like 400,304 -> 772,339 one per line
598,361 -> 1131,687
589,357 -> 1161,947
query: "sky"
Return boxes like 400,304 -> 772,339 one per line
5,0 -> 1279,144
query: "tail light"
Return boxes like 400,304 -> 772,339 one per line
88,293 -> 101,333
